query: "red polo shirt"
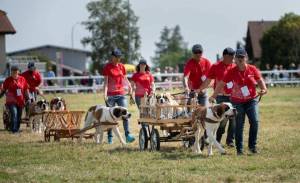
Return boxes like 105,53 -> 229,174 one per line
21,70 -> 42,92
3,75 -> 28,107
223,64 -> 262,103
102,62 -> 127,96
132,72 -> 154,97
207,61 -> 235,94
184,57 -> 211,90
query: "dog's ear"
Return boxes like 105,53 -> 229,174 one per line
216,105 -> 225,117
113,108 -> 122,118
223,103 -> 230,111
93,108 -> 103,120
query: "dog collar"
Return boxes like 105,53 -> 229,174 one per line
109,108 -> 116,122
205,118 -> 220,123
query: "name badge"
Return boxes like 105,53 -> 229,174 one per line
226,81 -> 233,89
241,86 -> 250,97
201,75 -> 206,81
16,89 -> 22,96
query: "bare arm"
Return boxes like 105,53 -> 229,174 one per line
125,77 -> 132,95
209,81 -> 225,102
103,76 -> 108,100
257,79 -> 267,95
183,76 -> 190,92
130,81 -> 136,96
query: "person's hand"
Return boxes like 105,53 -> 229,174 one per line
258,89 -> 267,96
185,87 -> 190,94
104,93 -> 108,101
209,96 -> 216,104
129,95 -> 136,105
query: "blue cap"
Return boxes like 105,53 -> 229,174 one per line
28,62 -> 36,69
139,59 -> 147,64
111,48 -> 122,57
223,47 -> 235,56
192,44 -> 203,54
236,48 -> 247,57
11,65 -> 19,71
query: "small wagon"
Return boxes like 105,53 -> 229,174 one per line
138,94 -> 199,151
42,110 -> 94,142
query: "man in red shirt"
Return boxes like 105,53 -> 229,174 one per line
183,44 -> 211,106
210,48 -> 267,155
21,62 -> 42,101
0,65 -> 29,133
198,47 -> 236,147
102,48 -> 135,144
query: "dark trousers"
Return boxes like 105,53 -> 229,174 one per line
216,96 -> 236,144
8,104 -> 23,133
233,98 -> 259,152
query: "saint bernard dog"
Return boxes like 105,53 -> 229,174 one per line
50,97 -> 66,111
79,105 -> 131,145
28,99 -> 49,133
192,102 -> 236,156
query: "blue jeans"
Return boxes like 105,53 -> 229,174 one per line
107,95 -> 130,138
216,96 -> 235,144
8,104 -> 23,133
135,96 -> 148,129
233,97 -> 259,152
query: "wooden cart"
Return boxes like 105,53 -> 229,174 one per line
138,103 -> 199,151
42,110 -> 93,142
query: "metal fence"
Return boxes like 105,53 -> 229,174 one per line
0,70 -> 299,92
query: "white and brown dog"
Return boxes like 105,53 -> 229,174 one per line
79,105 -> 131,145
192,102 -> 236,156
50,97 -> 66,111
28,99 -> 49,133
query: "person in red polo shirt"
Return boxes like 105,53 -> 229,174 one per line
21,62 -> 42,101
131,59 -> 155,108
102,48 -> 135,144
0,65 -> 29,133
198,47 -> 236,147
210,48 -> 267,155
184,44 -> 211,106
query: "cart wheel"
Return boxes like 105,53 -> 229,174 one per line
150,128 -> 160,151
139,127 -> 148,151
44,131 -> 50,142
54,133 -> 60,142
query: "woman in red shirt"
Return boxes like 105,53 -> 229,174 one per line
210,48 -> 267,155
102,48 -> 135,144
0,65 -> 29,133
131,59 -> 155,110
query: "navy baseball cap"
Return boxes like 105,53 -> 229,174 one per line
28,62 -> 36,69
139,59 -> 147,64
236,48 -> 247,57
223,47 -> 235,56
11,65 -> 19,71
192,44 -> 203,54
111,48 -> 122,57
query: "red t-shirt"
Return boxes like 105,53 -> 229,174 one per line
102,62 -> 127,96
132,72 -> 154,97
223,64 -> 262,103
207,61 -> 235,94
3,75 -> 28,107
184,57 -> 211,90
21,70 -> 42,92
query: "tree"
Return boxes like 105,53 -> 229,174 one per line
260,12 -> 300,69
152,25 -> 191,69
82,0 -> 141,70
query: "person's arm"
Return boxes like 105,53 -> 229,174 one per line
183,76 -> 190,93
257,79 -> 267,96
151,82 -> 156,95
130,80 -> 136,96
125,77 -> 132,95
103,76 -> 108,101
209,81 -> 225,103
196,78 -> 212,94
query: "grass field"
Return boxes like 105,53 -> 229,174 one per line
0,87 -> 300,182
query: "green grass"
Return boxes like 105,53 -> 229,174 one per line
0,88 -> 300,182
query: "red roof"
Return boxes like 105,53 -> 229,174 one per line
246,21 -> 277,59
0,10 -> 16,34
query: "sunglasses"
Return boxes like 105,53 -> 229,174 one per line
193,51 -> 202,54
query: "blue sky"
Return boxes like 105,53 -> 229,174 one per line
1,0 -> 300,65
